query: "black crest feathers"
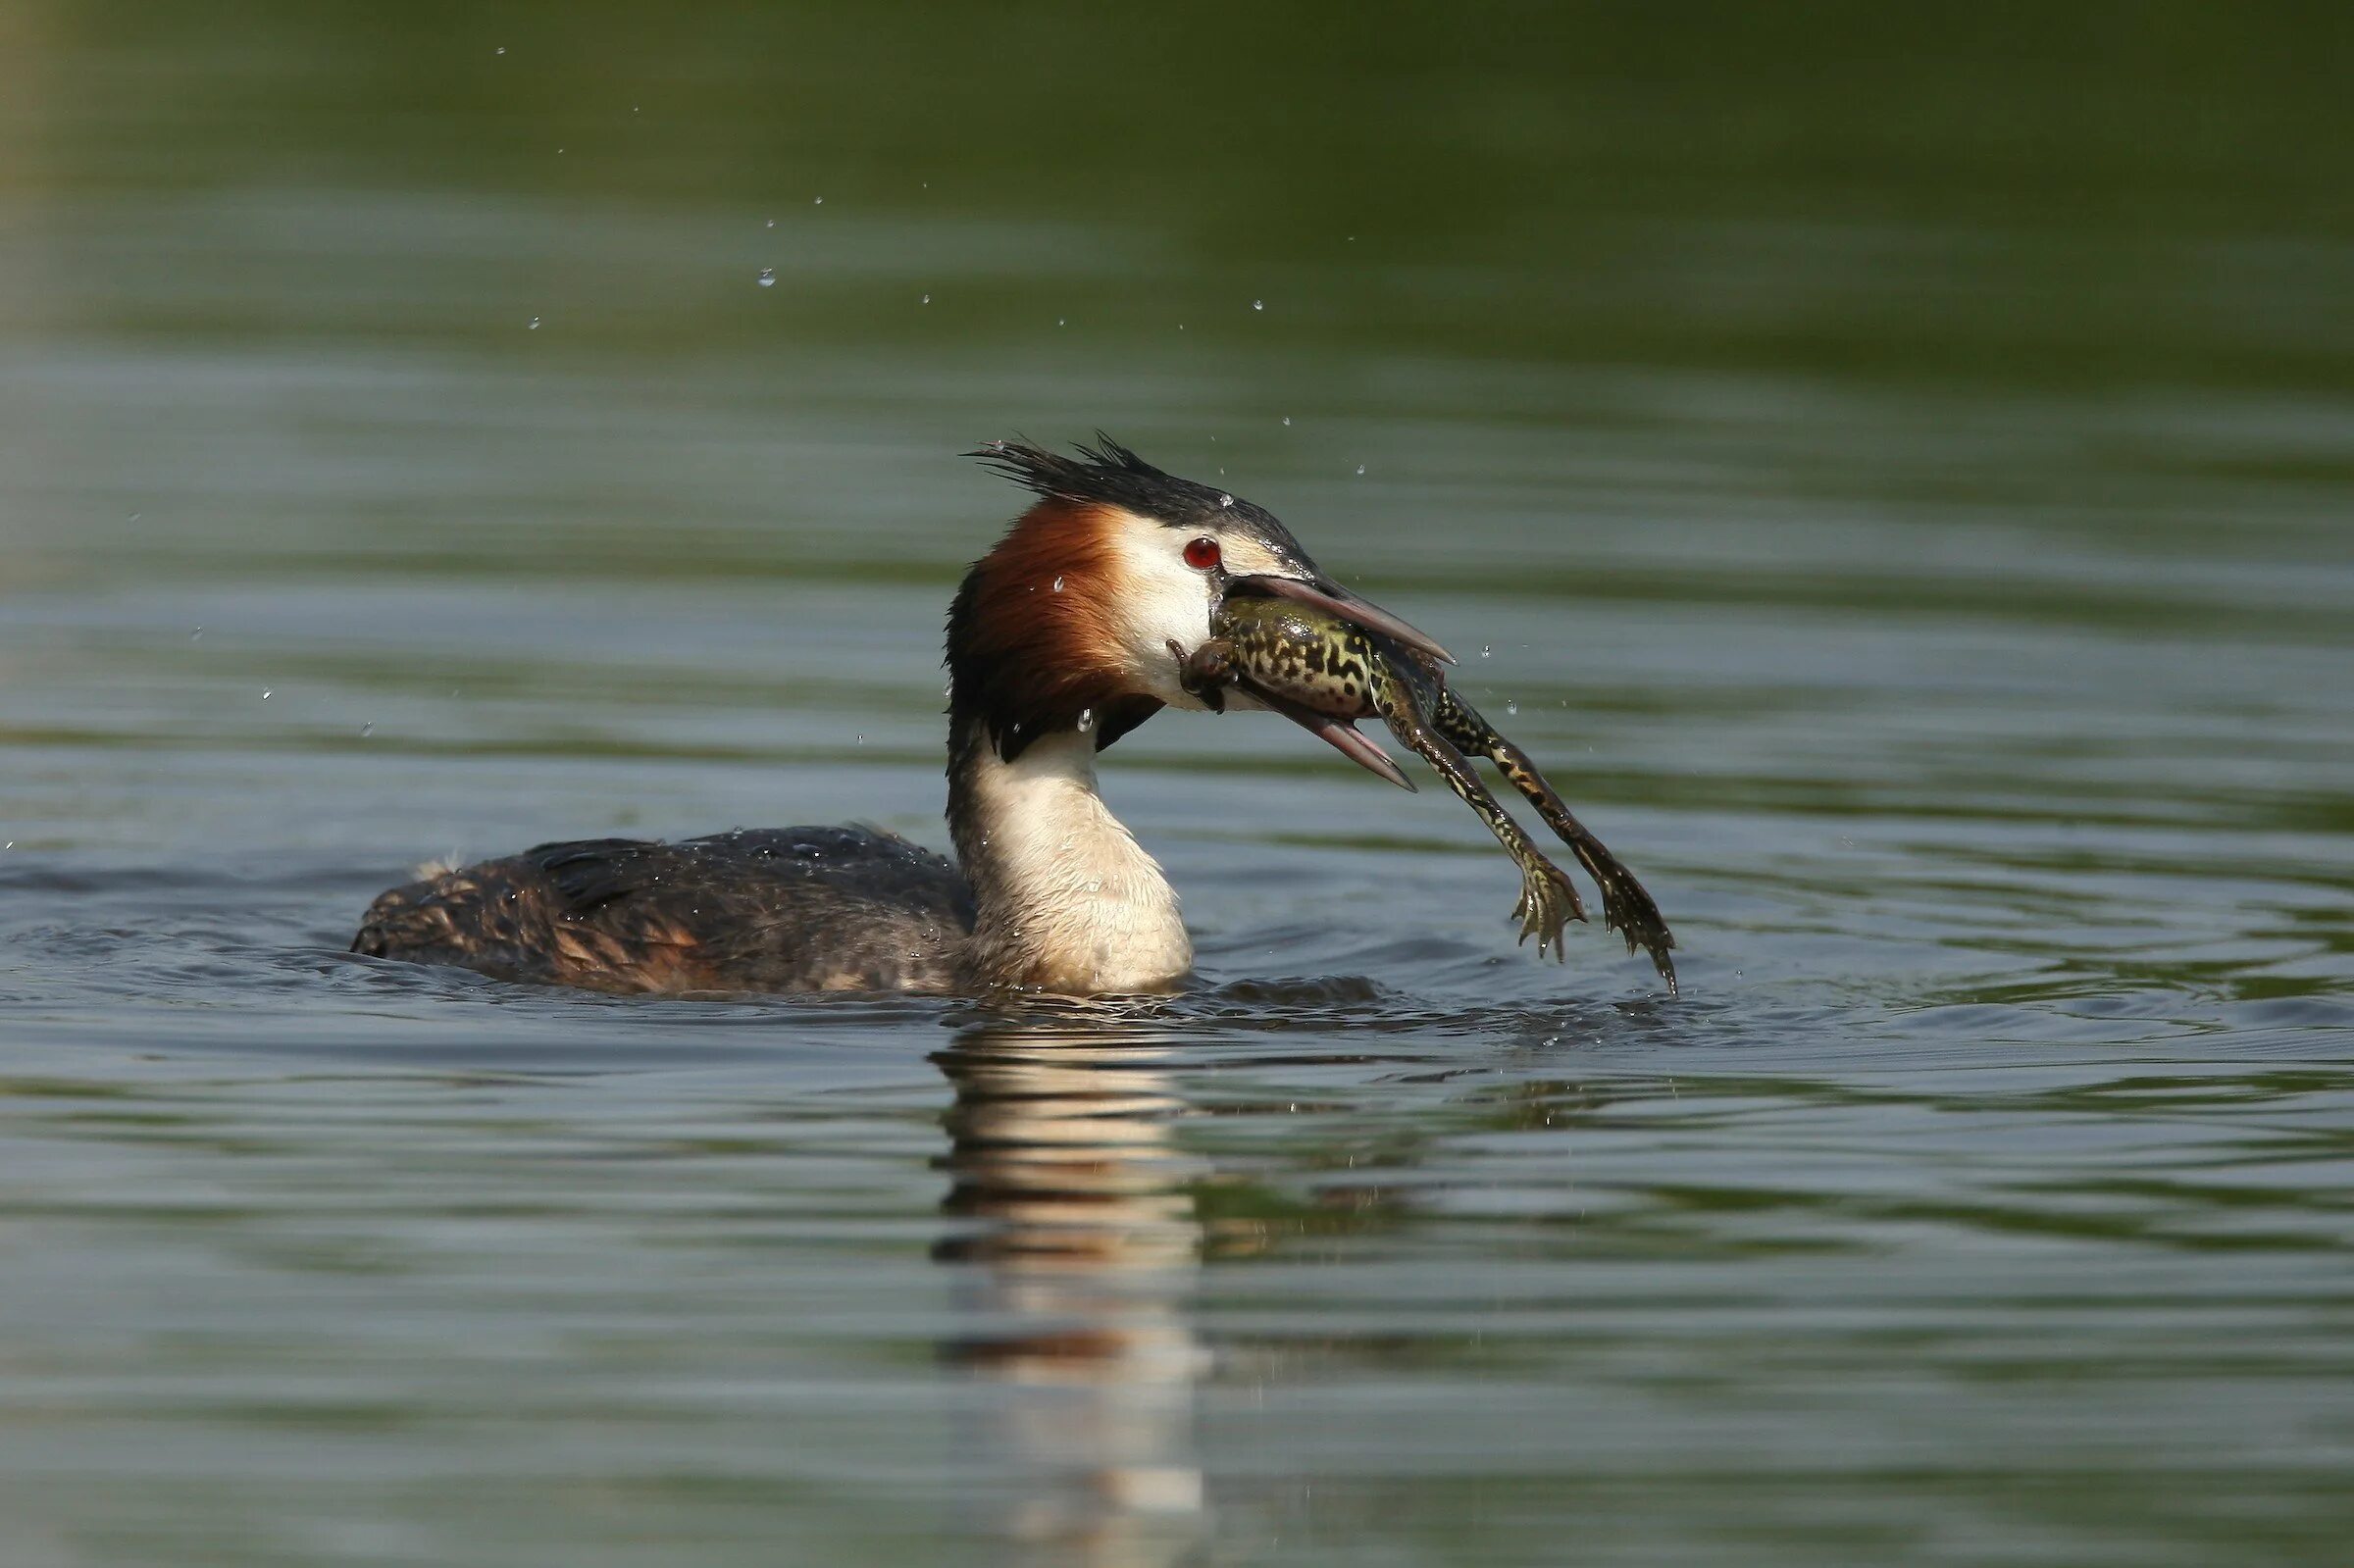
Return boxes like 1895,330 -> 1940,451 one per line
968,434 -> 1265,530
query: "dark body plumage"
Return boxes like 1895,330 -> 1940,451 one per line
352,827 -> 976,994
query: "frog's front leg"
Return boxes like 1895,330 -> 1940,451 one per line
1169,636 -> 1238,714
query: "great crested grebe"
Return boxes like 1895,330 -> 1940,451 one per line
352,437 -> 1452,997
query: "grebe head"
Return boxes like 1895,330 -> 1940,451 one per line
951,435 -> 1450,761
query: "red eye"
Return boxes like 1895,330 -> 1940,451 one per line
1183,535 -> 1221,571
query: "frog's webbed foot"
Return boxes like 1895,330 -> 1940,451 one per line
1587,863 -> 1678,992
1170,636 -> 1236,714
1510,854 -> 1585,959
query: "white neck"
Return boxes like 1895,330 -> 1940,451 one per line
951,729 -> 1191,994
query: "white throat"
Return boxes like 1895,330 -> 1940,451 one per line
955,729 -> 1191,994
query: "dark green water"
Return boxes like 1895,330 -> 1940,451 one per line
4,6 -> 2353,1564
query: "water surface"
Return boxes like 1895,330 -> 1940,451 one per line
4,7 -> 2353,1565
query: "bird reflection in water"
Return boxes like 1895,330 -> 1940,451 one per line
934,1019 -> 1211,1568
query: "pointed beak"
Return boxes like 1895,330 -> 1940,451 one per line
1243,683 -> 1419,792
1233,574 -> 1457,666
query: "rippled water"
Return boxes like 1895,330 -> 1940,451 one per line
4,7 -> 2354,1565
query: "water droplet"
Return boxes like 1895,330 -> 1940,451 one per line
189,627 -> 203,642
855,733 -> 864,744
1480,644 -> 1492,657
1056,317 -> 1066,327
920,292 -> 930,304
765,218 -> 775,228
495,46 -> 506,55
128,512 -> 142,522
260,689 -> 272,699
812,196 -> 823,205
359,722 -> 375,737
1253,299 -> 1264,311
756,268 -> 775,287
943,679 -> 953,697
1281,417 -> 1292,427
1355,464 -> 1366,476
1051,576 -> 1065,591
527,316 -> 540,329
1218,492 -> 1233,508
1077,707 -> 1094,731
1177,324 -> 1185,331
1505,701 -> 1518,716
1084,879 -> 1101,893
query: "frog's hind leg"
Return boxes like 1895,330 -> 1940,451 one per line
1430,689 -> 1678,990
1381,685 -> 1583,957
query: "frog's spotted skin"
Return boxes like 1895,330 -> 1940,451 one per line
1188,595 -> 1677,990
